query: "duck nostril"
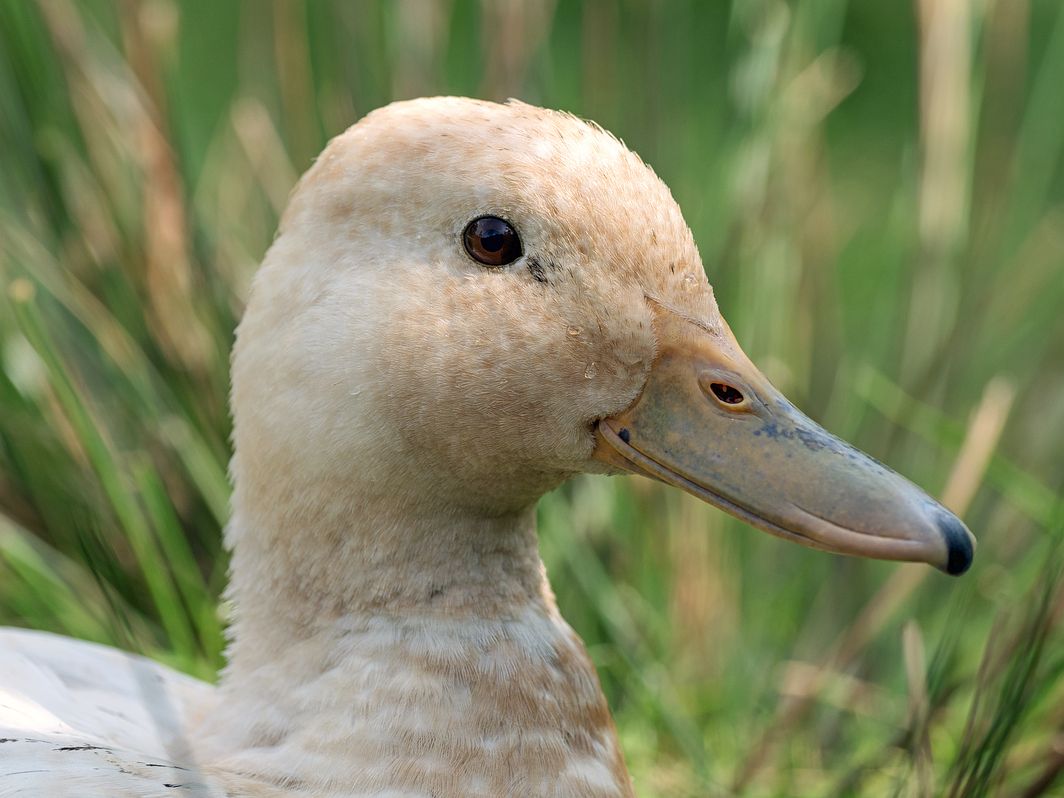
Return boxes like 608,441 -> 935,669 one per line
709,382 -> 745,406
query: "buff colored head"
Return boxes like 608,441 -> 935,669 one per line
231,97 -> 974,575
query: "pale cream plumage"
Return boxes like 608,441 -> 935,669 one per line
0,96 -> 973,798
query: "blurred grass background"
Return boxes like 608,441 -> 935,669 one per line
1,0 -> 1063,795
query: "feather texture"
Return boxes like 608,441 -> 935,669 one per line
0,97 -> 721,796
0,628 -> 227,797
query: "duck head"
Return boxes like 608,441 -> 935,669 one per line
232,97 -> 974,577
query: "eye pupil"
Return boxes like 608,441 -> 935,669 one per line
463,216 -> 522,266
710,382 -> 744,405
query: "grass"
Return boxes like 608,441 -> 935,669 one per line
1,1 -> 1063,795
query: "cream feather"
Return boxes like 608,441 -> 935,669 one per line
1,97 -> 723,797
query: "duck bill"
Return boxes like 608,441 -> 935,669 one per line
593,302 -> 975,575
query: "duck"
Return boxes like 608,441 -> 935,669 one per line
0,97 -> 975,798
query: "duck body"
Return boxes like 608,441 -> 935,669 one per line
0,627 -> 225,797
1,611 -> 627,797
0,97 -> 973,797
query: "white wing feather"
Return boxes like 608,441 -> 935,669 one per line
0,628 -> 228,797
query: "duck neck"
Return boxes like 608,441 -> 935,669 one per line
223,484 -> 554,648
202,478 -> 633,798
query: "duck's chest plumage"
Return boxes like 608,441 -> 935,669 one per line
195,608 -> 633,798
0,611 -> 633,798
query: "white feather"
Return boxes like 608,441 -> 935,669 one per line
0,628 -> 225,797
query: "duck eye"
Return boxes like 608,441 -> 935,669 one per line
463,216 -> 522,267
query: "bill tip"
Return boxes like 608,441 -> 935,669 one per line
937,511 -> 975,576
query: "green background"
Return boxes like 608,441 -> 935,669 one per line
1,1 -> 1063,795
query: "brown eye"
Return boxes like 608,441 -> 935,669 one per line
463,216 -> 522,266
